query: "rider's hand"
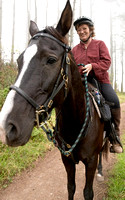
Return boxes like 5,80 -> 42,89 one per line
82,64 -> 92,76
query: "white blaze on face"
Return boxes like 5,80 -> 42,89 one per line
0,44 -> 38,130
15,44 -> 37,87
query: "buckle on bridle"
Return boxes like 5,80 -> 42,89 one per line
66,56 -> 70,65
63,74 -> 68,89
47,99 -> 53,108
36,108 -> 49,128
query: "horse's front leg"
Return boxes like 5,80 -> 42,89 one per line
84,155 -> 98,200
61,155 -> 76,200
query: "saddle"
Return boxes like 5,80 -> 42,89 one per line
89,87 -> 111,122
81,76 -> 111,121
84,78 -> 122,148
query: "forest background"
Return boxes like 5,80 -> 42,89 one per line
0,0 -> 125,194
0,0 -> 125,92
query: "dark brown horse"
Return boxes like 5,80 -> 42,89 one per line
0,1 -> 106,199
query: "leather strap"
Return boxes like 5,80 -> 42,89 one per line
10,85 -> 40,109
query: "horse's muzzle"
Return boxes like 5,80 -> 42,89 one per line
0,122 -> 28,147
6,122 -> 19,146
0,122 -> 20,146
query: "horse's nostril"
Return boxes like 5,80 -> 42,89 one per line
6,124 -> 18,143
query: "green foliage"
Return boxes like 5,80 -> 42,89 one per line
0,87 -> 9,109
0,63 -> 17,109
0,63 -> 17,90
117,92 -> 125,104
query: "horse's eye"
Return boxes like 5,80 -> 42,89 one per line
47,57 -> 57,64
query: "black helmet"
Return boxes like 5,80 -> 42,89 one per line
73,16 -> 94,28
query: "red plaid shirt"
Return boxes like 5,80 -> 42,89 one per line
72,39 -> 111,83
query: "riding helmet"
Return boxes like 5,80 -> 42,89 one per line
73,16 -> 94,29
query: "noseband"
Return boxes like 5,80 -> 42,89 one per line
10,33 -> 71,127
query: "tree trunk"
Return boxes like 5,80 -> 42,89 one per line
114,41 -> 117,91
11,0 -> 15,64
35,0 -> 37,23
109,8 -> 113,86
69,0 -> 77,47
46,0 -> 48,26
121,41 -> 123,92
27,0 -> 31,43
0,0 -> 2,64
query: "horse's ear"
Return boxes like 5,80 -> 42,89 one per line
29,20 -> 39,37
56,0 -> 72,36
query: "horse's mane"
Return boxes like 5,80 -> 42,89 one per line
41,26 -> 69,45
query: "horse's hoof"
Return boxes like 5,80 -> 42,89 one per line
96,173 -> 104,182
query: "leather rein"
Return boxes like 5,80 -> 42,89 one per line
10,33 -> 71,127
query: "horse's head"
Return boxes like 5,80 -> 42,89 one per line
0,0 -> 72,146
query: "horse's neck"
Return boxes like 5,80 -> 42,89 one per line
57,63 -> 86,127
55,70 -> 86,142
70,61 -> 86,115
66,78 -> 85,120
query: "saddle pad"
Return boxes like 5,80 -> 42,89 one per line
89,91 -> 101,118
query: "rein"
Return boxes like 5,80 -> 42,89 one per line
45,63 -> 90,157
40,64 -> 90,157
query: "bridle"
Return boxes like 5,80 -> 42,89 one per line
10,32 -> 71,127
10,33 -> 90,157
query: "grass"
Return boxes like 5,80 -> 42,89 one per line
0,127 -> 54,188
103,93 -> 125,199
103,133 -> 125,200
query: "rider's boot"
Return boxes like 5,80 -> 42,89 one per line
110,108 -> 123,153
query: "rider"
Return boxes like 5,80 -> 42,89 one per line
72,16 -> 123,153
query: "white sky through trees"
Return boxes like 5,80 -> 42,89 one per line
1,0 -> 125,91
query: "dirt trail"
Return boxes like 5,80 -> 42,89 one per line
0,103 -> 125,200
